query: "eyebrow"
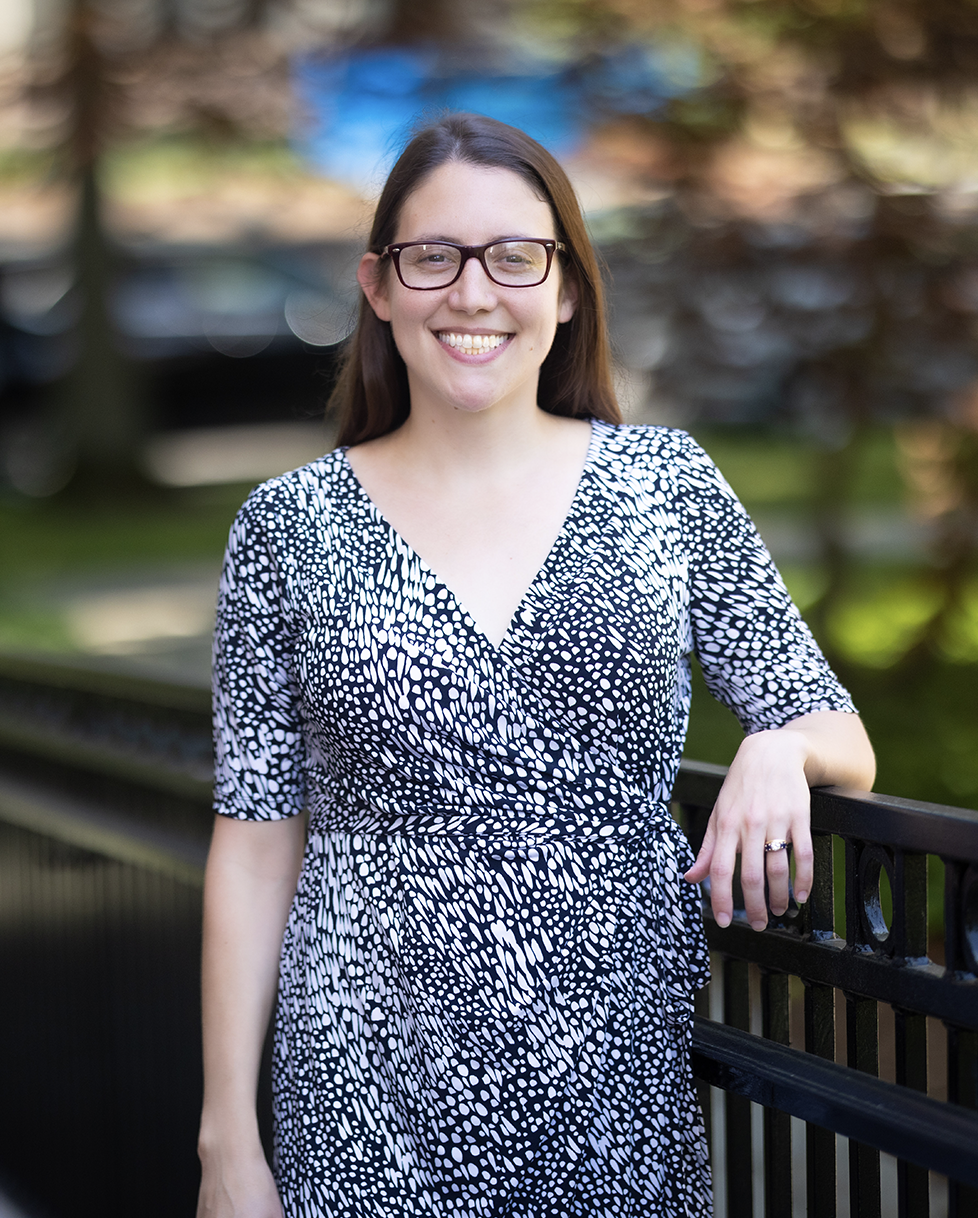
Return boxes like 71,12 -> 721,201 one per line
398,234 -> 548,245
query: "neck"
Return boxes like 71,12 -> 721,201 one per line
385,395 -> 565,487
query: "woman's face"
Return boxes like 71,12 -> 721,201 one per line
357,160 -> 577,421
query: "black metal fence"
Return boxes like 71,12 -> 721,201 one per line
676,765 -> 978,1218
1,651 -> 976,1217
0,652 -> 212,1218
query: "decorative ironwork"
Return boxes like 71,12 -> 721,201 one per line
676,759 -> 978,1218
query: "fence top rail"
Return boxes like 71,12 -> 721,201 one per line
0,648 -> 211,715
675,759 -> 978,862
691,1017 -> 978,1187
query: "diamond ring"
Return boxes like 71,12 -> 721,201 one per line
764,839 -> 789,853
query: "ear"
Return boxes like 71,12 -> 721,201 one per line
557,270 -> 578,325
357,252 -> 392,322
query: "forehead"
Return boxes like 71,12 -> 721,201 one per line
395,161 -> 556,241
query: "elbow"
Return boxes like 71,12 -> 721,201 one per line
848,718 -> 877,791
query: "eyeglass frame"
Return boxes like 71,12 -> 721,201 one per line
379,238 -> 567,290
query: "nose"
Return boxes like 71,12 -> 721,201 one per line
448,253 -> 498,313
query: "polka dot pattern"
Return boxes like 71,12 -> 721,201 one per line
212,422 -> 855,1217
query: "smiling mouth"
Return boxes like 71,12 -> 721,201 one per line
436,331 -> 511,354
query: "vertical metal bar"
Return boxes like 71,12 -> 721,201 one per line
761,969 -> 791,1218
807,832 -> 837,945
846,993 -> 881,1218
943,859 -> 978,1217
943,858 -> 964,974
947,1025 -> 978,1218
805,831 -> 837,1218
894,1008 -> 929,1218
894,845 -> 929,1218
724,955 -> 753,1218
805,982 -> 837,1218
893,851 -> 928,961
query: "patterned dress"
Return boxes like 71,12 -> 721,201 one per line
212,422 -> 855,1218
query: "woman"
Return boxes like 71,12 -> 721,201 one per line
198,113 -> 874,1218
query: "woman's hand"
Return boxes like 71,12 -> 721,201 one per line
196,1141 -> 282,1218
683,710 -> 875,930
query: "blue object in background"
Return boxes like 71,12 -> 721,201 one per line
292,41 -> 705,192
437,71 -> 582,155
294,49 -> 437,191
582,42 -> 704,115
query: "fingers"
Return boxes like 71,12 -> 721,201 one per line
705,830 -> 794,931
682,818 -> 716,885
789,816 -> 814,907
683,810 -> 812,930
706,823 -> 738,928
682,728 -> 815,930
738,828 -> 773,931
764,846 -> 791,918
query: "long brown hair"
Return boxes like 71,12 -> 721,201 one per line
330,113 -> 621,446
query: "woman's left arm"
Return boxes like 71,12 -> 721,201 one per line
684,710 -> 876,931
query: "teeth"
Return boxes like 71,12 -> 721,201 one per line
439,332 -> 507,353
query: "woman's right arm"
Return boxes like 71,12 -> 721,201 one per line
196,814 -> 306,1218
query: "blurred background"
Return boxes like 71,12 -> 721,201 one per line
0,0 -> 976,809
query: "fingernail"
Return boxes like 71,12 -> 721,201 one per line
716,912 -> 730,928
751,920 -> 767,932
796,890 -> 809,904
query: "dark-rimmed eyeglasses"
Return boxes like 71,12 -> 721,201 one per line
380,239 -> 566,290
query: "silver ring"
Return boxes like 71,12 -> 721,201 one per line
764,839 -> 789,853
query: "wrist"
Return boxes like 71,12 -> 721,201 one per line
198,1110 -> 265,1161
741,726 -> 810,762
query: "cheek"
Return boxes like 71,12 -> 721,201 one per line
388,300 -> 429,341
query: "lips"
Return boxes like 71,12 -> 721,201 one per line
436,331 -> 511,355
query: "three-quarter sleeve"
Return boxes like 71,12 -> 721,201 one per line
212,486 -> 307,820
675,433 -> 856,734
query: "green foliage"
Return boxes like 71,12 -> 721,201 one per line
662,93 -> 744,143
0,147 -> 59,184
841,657 -> 978,810
100,135 -> 310,195
0,484 -> 248,580
691,427 -> 905,510
684,659 -> 746,767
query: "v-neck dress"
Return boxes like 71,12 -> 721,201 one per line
212,421 -> 856,1218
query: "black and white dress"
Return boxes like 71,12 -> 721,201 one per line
213,422 -> 855,1218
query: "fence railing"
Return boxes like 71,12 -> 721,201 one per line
0,650 -> 976,1217
0,652 -> 213,1218
676,763 -> 978,1218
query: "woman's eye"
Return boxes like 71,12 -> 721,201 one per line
490,245 -> 541,272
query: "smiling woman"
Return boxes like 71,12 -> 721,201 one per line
196,114 -> 875,1218
345,159 -> 587,645
329,115 -> 619,448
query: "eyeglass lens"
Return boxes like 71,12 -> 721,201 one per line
397,241 -> 551,288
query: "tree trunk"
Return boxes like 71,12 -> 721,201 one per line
52,0 -> 148,499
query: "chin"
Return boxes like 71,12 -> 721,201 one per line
450,397 -> 499,415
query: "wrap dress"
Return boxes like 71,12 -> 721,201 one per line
212,421 -> 856,1218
